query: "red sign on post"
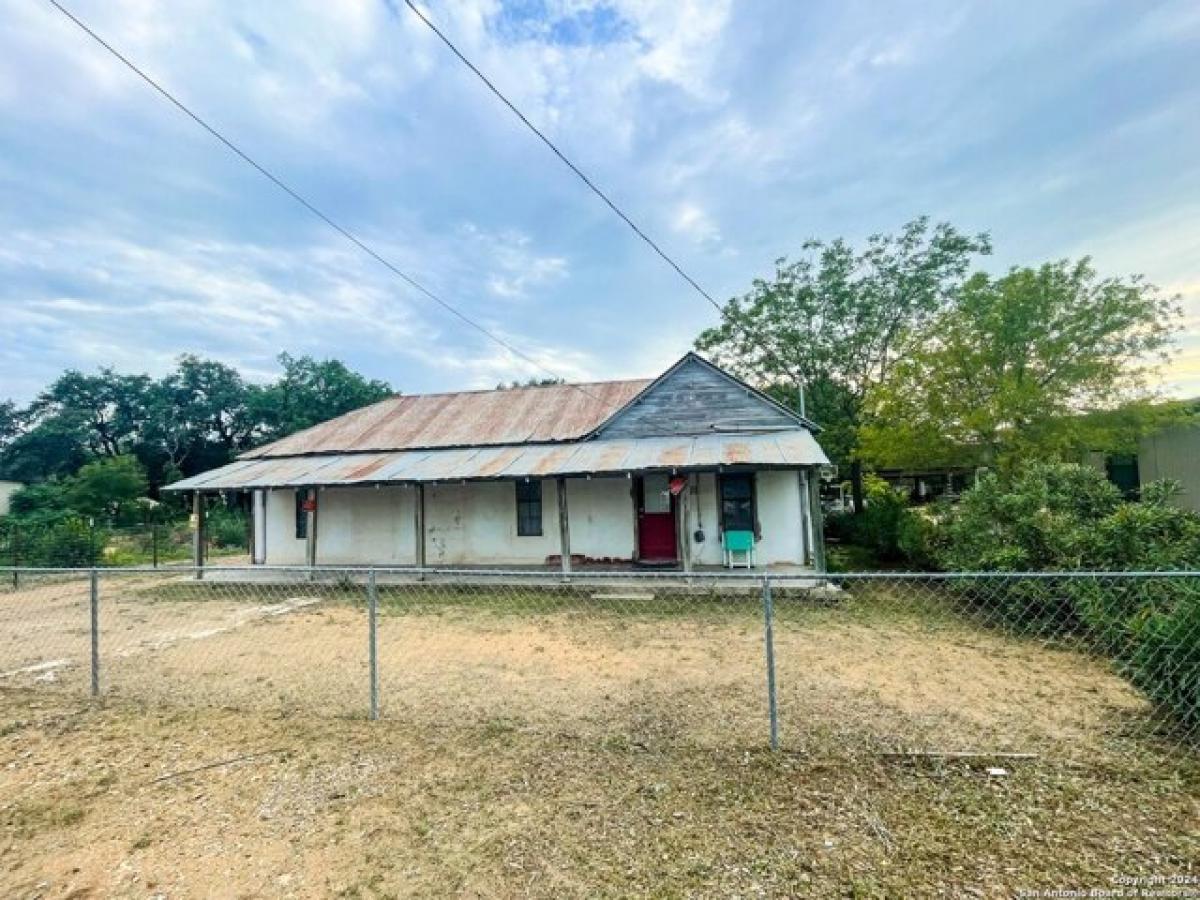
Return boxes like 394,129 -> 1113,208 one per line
301,498 -> 317,512
668,476 -> 687,496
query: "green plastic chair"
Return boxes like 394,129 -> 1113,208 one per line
723,530 -> 756,569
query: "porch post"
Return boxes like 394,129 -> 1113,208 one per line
191,491 -> 206,580
252,489 -> 266,565
798,470 -> 812,565
305,487 -> 318,571
806,469 -> 826,573
676,474 -> 692,574
556,477 -> 572,576
413,483 -> 426,570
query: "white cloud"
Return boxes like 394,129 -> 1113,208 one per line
671,202 -> 721,246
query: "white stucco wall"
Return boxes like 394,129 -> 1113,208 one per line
425,481 -> 558,565
680,470 -> 807,567
560,477 -> 636,561
262,485 -> 416,565
258,470 -> 810,567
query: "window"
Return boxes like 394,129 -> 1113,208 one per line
719,474 -> 755,533
295,490 -> 308,540
516,480 -> 542,536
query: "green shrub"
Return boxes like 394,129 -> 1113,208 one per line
932,461 -> 1200,728
1126,584 -> 1200,730
205,506 -> 248,550
936,462 -> 1122,572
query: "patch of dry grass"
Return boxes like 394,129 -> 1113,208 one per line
0,689 -> 1196,898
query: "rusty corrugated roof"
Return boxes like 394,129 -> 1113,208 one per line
165,431 -> 829,492
242,378 -> 652,459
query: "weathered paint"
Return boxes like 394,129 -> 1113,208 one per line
259,472 -> 813,567
262,471 -> 808,569
596,355 -> 802,439
166,431 -> 828,492
242,378 -> 651,459
264,485 -> 417,566
679,470 -> 806,567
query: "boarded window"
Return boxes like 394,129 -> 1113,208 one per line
295,490 -> 308,540
719,474 -> 755,533
516,480 -> 542,537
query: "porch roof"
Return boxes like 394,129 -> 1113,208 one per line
164,429 -> 828,492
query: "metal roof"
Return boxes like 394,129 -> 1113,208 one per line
242,378 -> 652,459
166,430 -> 829,492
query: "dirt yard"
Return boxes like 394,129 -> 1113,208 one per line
1,574 -> 1197,896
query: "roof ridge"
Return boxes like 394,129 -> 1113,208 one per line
396,376 -> 652,401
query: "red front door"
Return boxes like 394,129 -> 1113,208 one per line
637,474 -> 678,562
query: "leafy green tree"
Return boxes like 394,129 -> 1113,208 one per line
0,353 -> 395,494
496,377 -> 565,389
696,217 -> 991,509
254,353 -> 393,438
0,413 -> 89,483
860,259 -> 1181,470
142,355 -> 264,484
67,455 -> 149,521
6,479 -> 74,519
30,369 -> 154,459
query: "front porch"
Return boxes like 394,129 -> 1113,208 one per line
191,560 -> 822,591
188,466 -> 827,576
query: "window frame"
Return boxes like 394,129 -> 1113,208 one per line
718,472 -> 757,536
515,479 -> 543,537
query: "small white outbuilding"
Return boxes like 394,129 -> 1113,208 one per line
167,353 -> 830,573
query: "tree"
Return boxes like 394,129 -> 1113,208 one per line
696,217 -> 991,509
143,355 -> 264,484
67,455 -> 149,521
496,377 -> 565,389
30,369 -> 154,459
254,353 -> 394,438
859,259 -> 1182,470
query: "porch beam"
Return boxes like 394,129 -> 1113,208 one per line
252,489 -> 266,565
413,482 -> 426,569
305,487 -> 319,570
806,469 -> 826,573
798,470 -> 812,566
677,474 -> 692,573
557,477 -> 571,575
192,491 -> 205,579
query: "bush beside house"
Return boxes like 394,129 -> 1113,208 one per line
918,462 -> 1200,729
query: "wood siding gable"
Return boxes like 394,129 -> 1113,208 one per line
594,354 -> 803,440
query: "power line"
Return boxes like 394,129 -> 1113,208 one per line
401,0 -> 726,317
42,0 -> 610,405
401,0 -> 811,420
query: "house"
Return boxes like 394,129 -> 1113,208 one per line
1136,423 -> 1200,511
166,353 -> 830,572
1081,417 -> 1200,509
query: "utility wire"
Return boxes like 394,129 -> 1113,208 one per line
43,0 -> 611,405
401,0 -> 726,316
46,0 -> 813,435
401,0 -> 811,420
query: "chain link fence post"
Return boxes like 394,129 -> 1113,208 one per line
762,575 -> 779,752
11,524 -> 18,590
368,568 -> 379,721
89,568 -> 100,698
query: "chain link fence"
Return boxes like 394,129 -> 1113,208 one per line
0,516 -> 249,568
1,566 -> 1196,767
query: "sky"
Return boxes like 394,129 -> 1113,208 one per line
1,0 -> 1198,404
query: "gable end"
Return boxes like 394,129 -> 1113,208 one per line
594,354 -> 804,439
